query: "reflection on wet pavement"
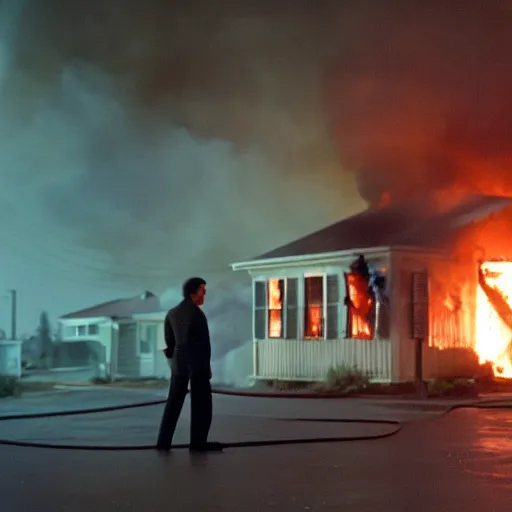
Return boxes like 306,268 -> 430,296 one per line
448,410 -> 512,483
0,401 -> 511,511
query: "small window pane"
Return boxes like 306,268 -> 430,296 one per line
254,309 -> 266,339
268,279 -> 284,338
326,304 -> 339,339
286,307 -> 298,339
304,276 -> 324,338
326,275 -> 339,304
88,324 -> 99,335
255,281 -> 266,308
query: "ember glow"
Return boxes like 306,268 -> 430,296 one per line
475,261 -> 512,378
267,278 -> 283,338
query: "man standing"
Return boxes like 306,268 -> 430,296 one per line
156,277 -> 222,452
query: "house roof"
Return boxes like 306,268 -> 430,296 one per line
60,291 -> 161,320
243,194 -> 512,262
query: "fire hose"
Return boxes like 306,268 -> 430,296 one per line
0,388 -> 510,451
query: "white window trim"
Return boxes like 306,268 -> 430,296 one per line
303,273 -> 327,341
137,323 -> 157,357
254,277 -> 294,340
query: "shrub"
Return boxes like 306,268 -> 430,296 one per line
428,378 -> 477,397
0,376 -> 21,398
322,364 -> 372,393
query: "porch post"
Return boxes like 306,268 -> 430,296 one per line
253,340 -> 259,378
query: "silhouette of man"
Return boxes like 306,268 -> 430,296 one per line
156,277 -> 222,452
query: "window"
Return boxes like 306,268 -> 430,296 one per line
88,324 -> 99,335
254,276 -> 338,340
139,324 -> 157,354
344,272 -> 373,339
65,325 -> 96,337
254,281 -> 267,340
268,279 -> 284,338
254,278 -> 299,339
304,276 -> 324,338
326,275 -> 340,339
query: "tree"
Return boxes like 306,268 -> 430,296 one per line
38,311 -> 53,367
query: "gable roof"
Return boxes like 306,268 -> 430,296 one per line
246,194 -> 512,262
60,291 -> 162,320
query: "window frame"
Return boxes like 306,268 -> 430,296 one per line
344,271 -> 374,341
138,324 -> 157,356
303,273 -> 328,341
267,278 -> 286,339
253,277 -> 299,340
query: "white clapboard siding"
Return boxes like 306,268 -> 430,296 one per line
255,338 -> 392,382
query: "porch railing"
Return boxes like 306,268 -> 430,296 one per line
254,338 -> 392,382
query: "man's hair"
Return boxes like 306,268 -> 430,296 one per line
182,277 -> 207,298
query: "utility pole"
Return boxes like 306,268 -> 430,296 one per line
8,289 -> 17,340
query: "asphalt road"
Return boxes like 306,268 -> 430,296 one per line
0,391 -> 510,511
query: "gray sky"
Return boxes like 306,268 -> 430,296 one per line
0,1 -> 510,335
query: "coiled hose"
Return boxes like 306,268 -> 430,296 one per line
0,388 -> 509,451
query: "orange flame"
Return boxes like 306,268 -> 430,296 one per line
475,261 -> 512,378
347,273 -> 372,339
268,278 -> 283,338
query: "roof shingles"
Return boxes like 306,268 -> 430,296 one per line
60,291 -> 162,320
252,194 -> 512,261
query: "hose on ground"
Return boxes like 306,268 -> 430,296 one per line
0,388 -> 509,451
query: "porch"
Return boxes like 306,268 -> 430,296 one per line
253,338 -> 392,382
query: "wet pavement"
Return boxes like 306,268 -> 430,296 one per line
0,389 -> 511,511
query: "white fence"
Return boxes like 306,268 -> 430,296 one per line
0,340 -> 22,378
255,338 -> 392,382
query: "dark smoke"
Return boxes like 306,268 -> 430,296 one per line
328,1 -> 512,205
2,1 -> 509,278
0,0 -> 364,290
0,1 -> 511,342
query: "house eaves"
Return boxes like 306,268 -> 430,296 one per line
231,246 -> 393,272
58,316 -> 111,325
231,244 -> 453,272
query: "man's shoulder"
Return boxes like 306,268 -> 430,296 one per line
168,300 -> 197,319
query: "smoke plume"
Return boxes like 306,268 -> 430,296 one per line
0,1 -> 510,340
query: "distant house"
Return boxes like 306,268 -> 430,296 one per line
57,291 -> 169,379
231,194 -> 512,383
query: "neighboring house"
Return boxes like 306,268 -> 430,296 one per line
231,194 -> 512,383
0,339 -> 22,377
57,291 -> 169,379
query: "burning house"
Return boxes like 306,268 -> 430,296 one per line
231,193 -> 512,383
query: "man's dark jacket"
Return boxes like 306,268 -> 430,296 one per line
164,298 -> 211,376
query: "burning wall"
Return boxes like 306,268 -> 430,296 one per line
427,206 -> 512,378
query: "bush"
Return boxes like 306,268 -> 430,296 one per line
322,364 -> 372,393
0,376 -> 21,398
428,378 -> 477,397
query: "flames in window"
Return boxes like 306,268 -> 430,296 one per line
268,279 -> 283,338
304,276 -> 323,338
345,272 -> 373,339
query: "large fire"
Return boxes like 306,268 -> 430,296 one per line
475,261 -> 512,378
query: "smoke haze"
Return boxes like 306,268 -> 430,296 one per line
0,0 -> 510,334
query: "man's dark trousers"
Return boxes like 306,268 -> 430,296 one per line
156,370 -> 212,450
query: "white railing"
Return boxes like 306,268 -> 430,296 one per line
255,338 -> 392,382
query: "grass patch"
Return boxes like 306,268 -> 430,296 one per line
0,376 -> 22,398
